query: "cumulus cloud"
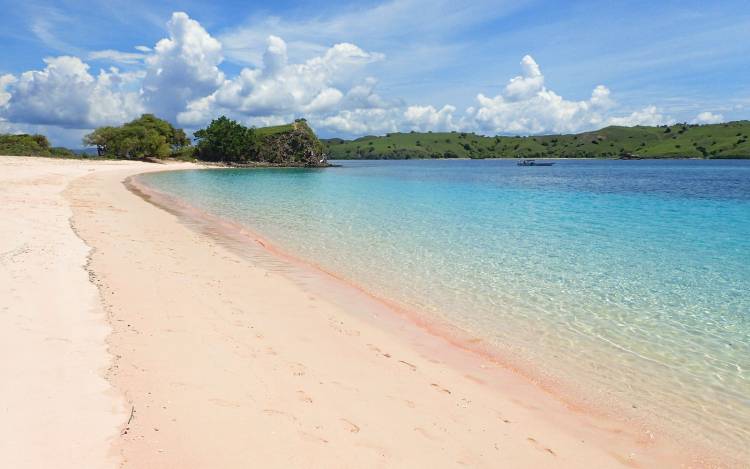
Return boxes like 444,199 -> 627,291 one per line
504,55 -> 545,101
1,56 -> 143,128
143,12 -> 224,121
177,35 -> 383,126
0,74 -> 15,108
692,111 -> 724,124
317,108 -> 401,135
403,105 -> 458,131
1,11 -> 677,143
606,105 -> 668,127
445,55 -> 669,135
340,77 -> 394,110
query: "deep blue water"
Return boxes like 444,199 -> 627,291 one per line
140,159 -> 750,454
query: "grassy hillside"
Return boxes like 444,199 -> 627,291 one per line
322,121 -> 750,159
254,123 -> 295,138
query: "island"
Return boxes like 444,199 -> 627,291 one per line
322,120 -> 750,159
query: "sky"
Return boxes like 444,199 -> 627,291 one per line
1,0 -> 749,147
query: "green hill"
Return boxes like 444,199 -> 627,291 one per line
322,121 -> 750,159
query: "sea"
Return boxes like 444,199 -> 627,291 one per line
139,159 -> 750,457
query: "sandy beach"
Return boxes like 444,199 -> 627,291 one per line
1,156 -> 707,468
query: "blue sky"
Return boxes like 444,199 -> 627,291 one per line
1,0 -> 748,146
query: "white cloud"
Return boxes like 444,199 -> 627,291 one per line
460,55 -> 668,134
340,77 -> 395,110
504,55 -> 544,101
218,0 -> 528,69
28,7 -> 80,54
177,35 -> 384,126
606,105 -> 669,127
0,74 -> 16,108
692,111 -> 724,125
1,11 -> 680,142
88,49 -> 146,64
317,108 -> 401,135
1,56 -> 143,128
403,105 -> 458,131
466,56 -> 611,134
142,12 -> 224,121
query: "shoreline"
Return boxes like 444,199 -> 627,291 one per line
1,156 -> 733,467
126,174 -> 632,419
126,169 -> 726,467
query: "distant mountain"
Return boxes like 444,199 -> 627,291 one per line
322,121 -> 750,159
74,148 -> 100,156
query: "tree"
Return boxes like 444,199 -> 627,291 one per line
193,116 -> 257,162
0,134 -> 53,156
83,114 -> 190,159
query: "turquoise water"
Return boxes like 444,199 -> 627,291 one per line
140,159 -> 750,455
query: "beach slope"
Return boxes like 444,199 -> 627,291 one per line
0,157 -> 183,468
2,156 -> 690,468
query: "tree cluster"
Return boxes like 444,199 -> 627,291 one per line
83,114 -> 190,159
193,116 -> 326,166
193,116 -> 258,162
0,134 -> 51,156
0,133 -> 76,157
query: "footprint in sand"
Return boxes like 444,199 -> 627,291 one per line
290,362 -> 306,376
430,383 -> 452,394
367,343 -> 393,359
464,374 -> 486,385
398,360 -> 417,371
415,427 -> 443,442
340,418 -> 360,433
296,390 -> 313,403
527,437 -> 556,456
209,398 -> 241,408
298,430 -> 328,444
263,409 -> 299,423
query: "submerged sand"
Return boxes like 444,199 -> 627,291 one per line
0,156 -> 714,468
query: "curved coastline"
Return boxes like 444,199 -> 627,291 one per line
127,168 -> 731,467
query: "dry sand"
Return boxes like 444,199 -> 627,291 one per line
0,156 -> 179,468
1,156 -> 700,468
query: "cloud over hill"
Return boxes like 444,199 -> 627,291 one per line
1,11 -> 723,142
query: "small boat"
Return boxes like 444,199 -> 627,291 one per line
517,159 -> 554,166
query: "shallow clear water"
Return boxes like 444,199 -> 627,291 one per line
141,159 -> 750,455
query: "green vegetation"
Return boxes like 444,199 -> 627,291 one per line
193,117 -> 326,166
322,121 -> 750,159
6,117 -> 748,162
194,116 -> 257,162
3,114 -> 326,166
0,133 -> 82,158
83,114 -> 190,160
0,134 -> 53,156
